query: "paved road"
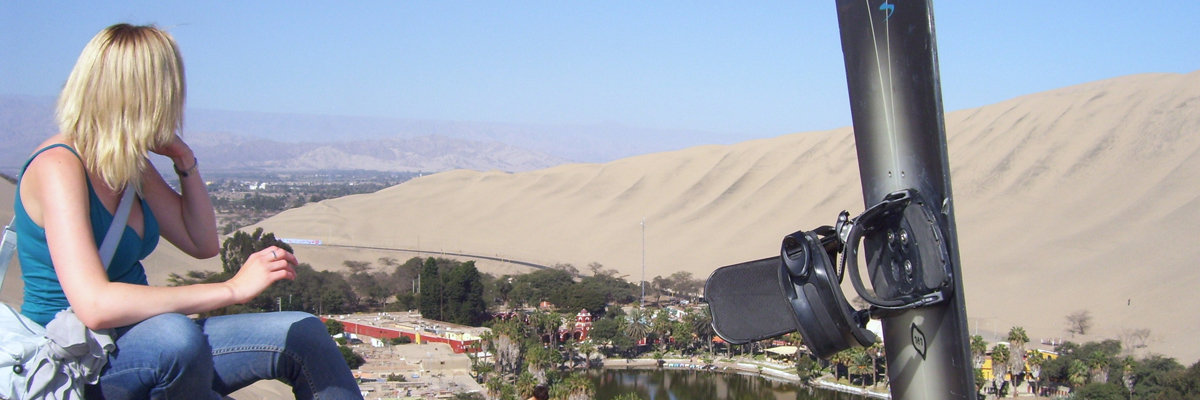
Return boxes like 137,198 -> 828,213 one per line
320,243 -> 551,270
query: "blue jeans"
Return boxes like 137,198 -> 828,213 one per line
85,312 -> 362,400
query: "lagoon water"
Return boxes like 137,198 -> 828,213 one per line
588,369 -> 869,400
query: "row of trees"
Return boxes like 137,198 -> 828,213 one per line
969,324 -> 1200,399
170,228 -> 657,328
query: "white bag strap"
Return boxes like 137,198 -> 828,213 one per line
0,216 -> 17,290
0,188 -> 134,291
98,188 -> 136,271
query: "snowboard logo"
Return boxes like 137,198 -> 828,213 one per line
912,323 -> 928,359
879,0 -> 895,21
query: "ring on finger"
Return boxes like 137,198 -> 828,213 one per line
271,250 -> 277,259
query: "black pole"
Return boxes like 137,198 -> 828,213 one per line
835,1 -> 975,398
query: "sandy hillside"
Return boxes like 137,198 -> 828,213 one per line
250,71 -> 1200,362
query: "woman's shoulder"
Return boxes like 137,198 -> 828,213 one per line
20,136 -> 89,198
24,136 -> 82,172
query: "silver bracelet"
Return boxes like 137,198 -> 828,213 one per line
174,157 -> 198,178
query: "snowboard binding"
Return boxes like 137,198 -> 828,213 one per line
705,188 -> 954,358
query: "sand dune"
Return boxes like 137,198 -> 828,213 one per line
251,71 -> 1200,361
3,70 -> 1197,363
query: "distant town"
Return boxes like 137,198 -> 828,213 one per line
183,169 -> 419,234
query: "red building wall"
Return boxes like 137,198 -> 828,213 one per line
323,318 -> 481,354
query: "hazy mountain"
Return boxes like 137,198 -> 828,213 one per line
184,108 -> 744,164
182,131 -> 569,173
0,96 -> 569,174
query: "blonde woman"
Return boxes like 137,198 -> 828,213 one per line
13,23 -> 362,399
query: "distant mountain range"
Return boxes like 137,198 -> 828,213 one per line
0,95 -> 740,174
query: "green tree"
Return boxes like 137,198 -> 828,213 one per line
650,308 -> 673,351
866,340 -> 884,387
1069,359 -> 1090,388
795,353 -> 821,384
442,261 -> 487,326
219,227 -> 292,275
830,349 -> 853,382
1007,327 -> 1030,390
509,269 -> 574,308
339,345 -> 365,369
971,335 -> 988,369
848,346 -> 873,387
525,344 -> 561,384
1073,383 -> 1125,400
419,257 -> 443,320
689,307 -> 715,355
991,344 -> 1011,386
485,376 -> 505,400
578,341 -> 597,369
325,318 -> 345,336
256,263 -> 358,315
515,372 -> 537,399
551,374 -> 594,400
1027,350 -> 1046,394
1088,350 -> 1112,384
622,308 -> 650,350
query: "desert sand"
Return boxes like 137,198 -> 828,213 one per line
3,71 -> 1198,365
250,71 -> 1200,362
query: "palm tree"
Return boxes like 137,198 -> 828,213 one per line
830,349 -> 853,382
651,308 -> 673,352
785,331 -> 806,367
991,343 -> 1010,389
970,335 -> 988,368
534,311 -> 563,347
1068,359 -> 1089,388
525,344 -> 560,384
623,308 -> 650,349
1006,326 -> 1030,390
561,335 -> 578,371
848,347 -> 873,387
552,374 -> 595,400
516,371 -> 537,399
673,319 -> 696,353
866,339 -> 884,387
485,376 -> 504,399
1026,350 -> 1045,395
578,341 -> 597,369
1087,350 -> 1111,384
690,307 -> 715,355
493,333 -> 523,376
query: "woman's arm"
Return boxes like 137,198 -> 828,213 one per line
27,147 -> 295,330
142,134 -> 220,258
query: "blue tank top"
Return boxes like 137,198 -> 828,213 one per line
13,144 -> 159,326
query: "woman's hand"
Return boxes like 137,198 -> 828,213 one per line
150,134 -> 194,165
224,246 -> 298,304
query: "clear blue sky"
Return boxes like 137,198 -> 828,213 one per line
3,1 -> 1197,141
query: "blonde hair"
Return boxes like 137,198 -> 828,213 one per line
56,23 -> 185,192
